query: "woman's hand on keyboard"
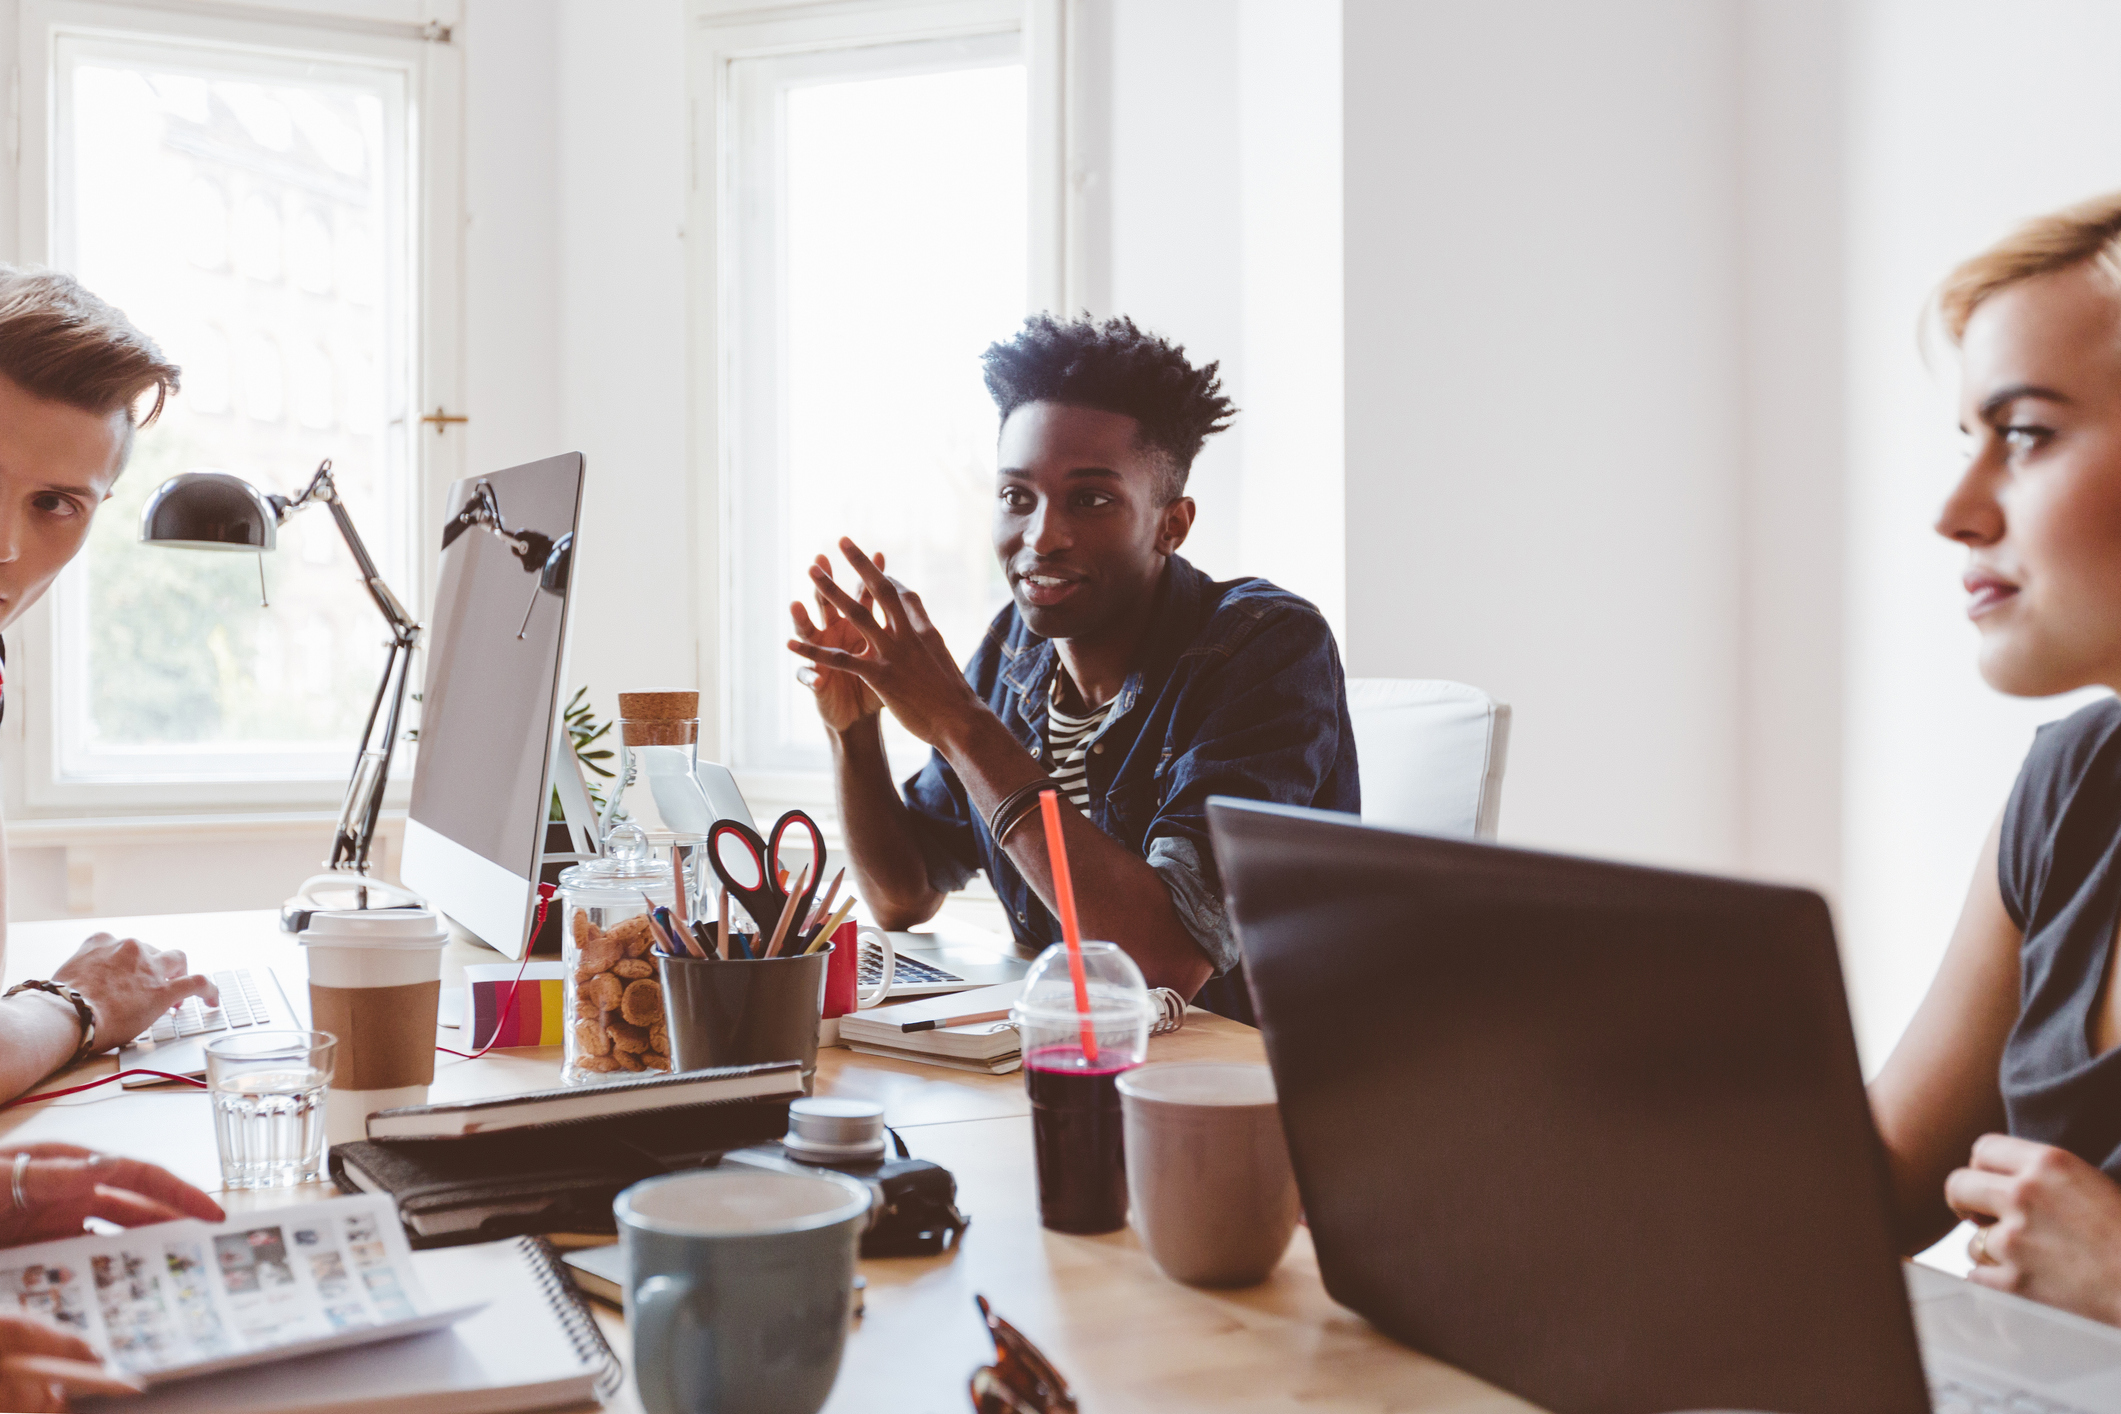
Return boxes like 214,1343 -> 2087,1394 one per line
1946,1133 -> 2121,1325
0,1143 -> 223,1248
51,933 -> 216,1053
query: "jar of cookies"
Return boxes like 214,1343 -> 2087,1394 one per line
558,824 -> 673,1084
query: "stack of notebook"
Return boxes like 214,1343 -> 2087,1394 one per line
836,982 -> 1025,1073
329,1062 -> 805,1246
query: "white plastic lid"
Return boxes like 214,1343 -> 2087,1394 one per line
1010,939 -> 1151,1024
298,907 -> 449,949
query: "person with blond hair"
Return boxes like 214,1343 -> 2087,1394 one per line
1871,192 -> 2121,1325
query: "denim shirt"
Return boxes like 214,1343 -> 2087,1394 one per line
901,555 -> 1359,1010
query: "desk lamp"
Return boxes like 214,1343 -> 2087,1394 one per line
140,459 -> 571,929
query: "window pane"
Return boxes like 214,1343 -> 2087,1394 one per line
736,51 -> 1026,773
51,39 -> 413,780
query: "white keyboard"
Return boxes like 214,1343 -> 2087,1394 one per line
1932,1375 -> 2094,1414
138,969 -> 267,1044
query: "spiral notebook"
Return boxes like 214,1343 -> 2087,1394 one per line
81,1237 -> 619,1414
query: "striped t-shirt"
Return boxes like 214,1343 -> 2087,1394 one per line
1046,674 -> 1115,809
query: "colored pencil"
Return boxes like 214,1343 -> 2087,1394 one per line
802,898 -> 857,955
806,867 -> 845,930
716,886 -> 731,960
764,863 -> 810,958
671,847 -> 690,926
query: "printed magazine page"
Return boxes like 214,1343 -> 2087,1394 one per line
0,1194 -> 452,1383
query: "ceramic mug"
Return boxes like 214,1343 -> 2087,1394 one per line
1117,1061 -> 1302,1286
618,1167 -> 873,1414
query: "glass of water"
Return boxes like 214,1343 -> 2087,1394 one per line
205,1030 -> 335,1189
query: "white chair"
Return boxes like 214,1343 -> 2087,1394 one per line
1345,679 -> 1511,839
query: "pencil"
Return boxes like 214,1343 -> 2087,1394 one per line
807,867 -> 845,930
764,863 -> 810,957
671,847 -> 690,926
716,886 -> 731,960
900,1008 -> 1011,1033
802,898 -> 857,955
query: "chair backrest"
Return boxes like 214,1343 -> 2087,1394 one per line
1344,679 -> 1511,839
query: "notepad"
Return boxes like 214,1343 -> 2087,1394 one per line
836,982 -> 1025,1068
81,1236 -> 618,1414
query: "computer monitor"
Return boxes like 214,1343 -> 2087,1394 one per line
401,452 -> 587,958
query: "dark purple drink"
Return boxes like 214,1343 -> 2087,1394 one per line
1026,1043 -> 1132,1234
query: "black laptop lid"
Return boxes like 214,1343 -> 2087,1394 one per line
1208,798 -> 1929,1414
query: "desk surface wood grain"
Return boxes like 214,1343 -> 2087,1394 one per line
0,910 -> 1531,1413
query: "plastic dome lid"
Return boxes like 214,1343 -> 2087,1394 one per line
559,821 -> 676,901
1011,939 -> 1151,1023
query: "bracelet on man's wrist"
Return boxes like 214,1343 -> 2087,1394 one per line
987,777 -> 1060,847
3,980 -> 98,1067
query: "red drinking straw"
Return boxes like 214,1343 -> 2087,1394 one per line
1037,789 -> 1099,1065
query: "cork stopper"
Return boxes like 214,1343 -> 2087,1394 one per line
618,690 -> 699,747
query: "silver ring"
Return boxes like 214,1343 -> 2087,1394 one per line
11,1152 -> 31,1212
1969,1225 -> 1989,1266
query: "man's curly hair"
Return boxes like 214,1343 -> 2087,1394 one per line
980,314 -> 1235,502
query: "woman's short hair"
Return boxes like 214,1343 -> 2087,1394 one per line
1938,190 -> 2121,343
0,265 -> 179,435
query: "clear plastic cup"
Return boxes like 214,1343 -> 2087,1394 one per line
207,1030 -> 336,1189
1011,941 -> 1152,1233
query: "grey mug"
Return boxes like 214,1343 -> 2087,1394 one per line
617,1168 -> 873,1414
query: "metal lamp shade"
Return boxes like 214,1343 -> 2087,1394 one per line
139,471 -> 280,552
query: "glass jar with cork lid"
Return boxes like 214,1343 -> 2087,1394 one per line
558,824 -> 673,1084
602,690 -> 716,919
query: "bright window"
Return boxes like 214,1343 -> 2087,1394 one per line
47,33 -> 417,784
728,33 -> 1030,776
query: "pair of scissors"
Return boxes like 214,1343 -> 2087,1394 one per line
708,810 -> 825,948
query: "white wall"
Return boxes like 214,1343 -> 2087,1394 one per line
1839,0 -> 2121,1061
1342,0 -> 1749,874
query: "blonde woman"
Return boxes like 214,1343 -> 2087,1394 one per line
1871,193 -> 2121,1324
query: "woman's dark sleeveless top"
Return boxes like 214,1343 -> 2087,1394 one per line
1999,695 -> 2121,1178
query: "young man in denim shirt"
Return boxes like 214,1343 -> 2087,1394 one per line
788,315 -> 1357,1020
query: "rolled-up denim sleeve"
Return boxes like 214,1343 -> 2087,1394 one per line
901,748 -> 980,895
1145,604 -> 1353,974
1146,834 -> 1239,973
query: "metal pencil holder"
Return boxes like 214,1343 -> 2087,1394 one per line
655,950 -> 829,1091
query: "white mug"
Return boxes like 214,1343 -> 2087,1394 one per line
855,925 -> 895,1009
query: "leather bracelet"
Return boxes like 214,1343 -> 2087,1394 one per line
987,777 -> 1059,848
4,980 -> 97,1068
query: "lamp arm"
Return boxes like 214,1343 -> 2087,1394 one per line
285,461 -> 418,642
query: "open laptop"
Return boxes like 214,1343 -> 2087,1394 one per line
118,965 -> 306,1086
1207,797 -> 2121,1414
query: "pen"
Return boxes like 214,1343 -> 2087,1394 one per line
900,1008 -> 1012,1033
687,919 -> 718,961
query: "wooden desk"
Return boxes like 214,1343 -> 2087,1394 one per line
0,911 -> 1531,1413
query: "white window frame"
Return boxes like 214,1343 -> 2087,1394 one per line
686,0 -> 1072,818
2,0 -> 464,815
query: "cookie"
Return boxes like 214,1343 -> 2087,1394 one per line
577,933 -> 623,975
641,1054 -> 671,1071
573,1020 -> 612,1058
621,979 -> 663,1027
573,998 -> 600,1021
571,910 -> 597,945
610,915 -> 658,959
576,1055 -> 621,1074
615,1049 -> 645,1072
649,1024 -> 668,1055
614,958 -> 654,980
584,973 -> 624,1011
609,1021 -> 650,1055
